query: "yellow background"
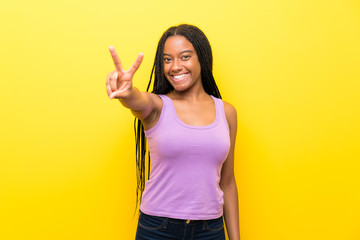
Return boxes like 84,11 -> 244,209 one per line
1,0 -> 359,239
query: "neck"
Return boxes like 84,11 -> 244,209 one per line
168,84 -> 209,102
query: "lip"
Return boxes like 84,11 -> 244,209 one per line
170,73 -> 190,82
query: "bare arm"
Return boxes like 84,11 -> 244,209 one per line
221,101 -> 240,240
106,46 -> 161,123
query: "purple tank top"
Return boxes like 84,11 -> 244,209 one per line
140,94 -> 230,220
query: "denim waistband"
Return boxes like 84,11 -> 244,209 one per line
140,211 -> 222,226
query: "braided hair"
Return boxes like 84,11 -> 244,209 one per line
134,24 -> 222,209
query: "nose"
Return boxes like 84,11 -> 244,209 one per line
171,59 -> 182,72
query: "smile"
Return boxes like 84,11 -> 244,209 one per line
171,73 -> 189,82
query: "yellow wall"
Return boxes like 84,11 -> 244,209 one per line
1,0 -> 359,239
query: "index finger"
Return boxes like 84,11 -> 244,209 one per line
109,46 -> 123,72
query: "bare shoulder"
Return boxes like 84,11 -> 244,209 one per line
222,100 -> 238,147
147,92 -> 163,110
222,100 -> 237,124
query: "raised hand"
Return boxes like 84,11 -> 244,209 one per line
106,46 -> 144,99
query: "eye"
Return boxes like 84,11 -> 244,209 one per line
163,57 -> 172,63
182,55 -> 190,60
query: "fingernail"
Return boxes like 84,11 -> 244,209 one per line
109,46 -> 114,50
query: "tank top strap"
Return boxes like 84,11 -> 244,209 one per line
158,94 -> 174,121
159,94 -> 169,103
211,96 -> 230,133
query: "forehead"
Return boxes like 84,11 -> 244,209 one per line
163,35 -> 195,54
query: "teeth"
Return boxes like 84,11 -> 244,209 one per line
173,74 -> 187,79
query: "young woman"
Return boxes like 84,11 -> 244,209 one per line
106,24 -> 240,240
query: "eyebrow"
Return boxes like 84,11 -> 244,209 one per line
163,50 -> 194,56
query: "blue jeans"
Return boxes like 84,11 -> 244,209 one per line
135,211 -> 225,240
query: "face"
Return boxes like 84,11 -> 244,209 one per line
163,35 -> 202,92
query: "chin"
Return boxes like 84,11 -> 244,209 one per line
170,82 -> 191,92
173,87 -> 187,92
